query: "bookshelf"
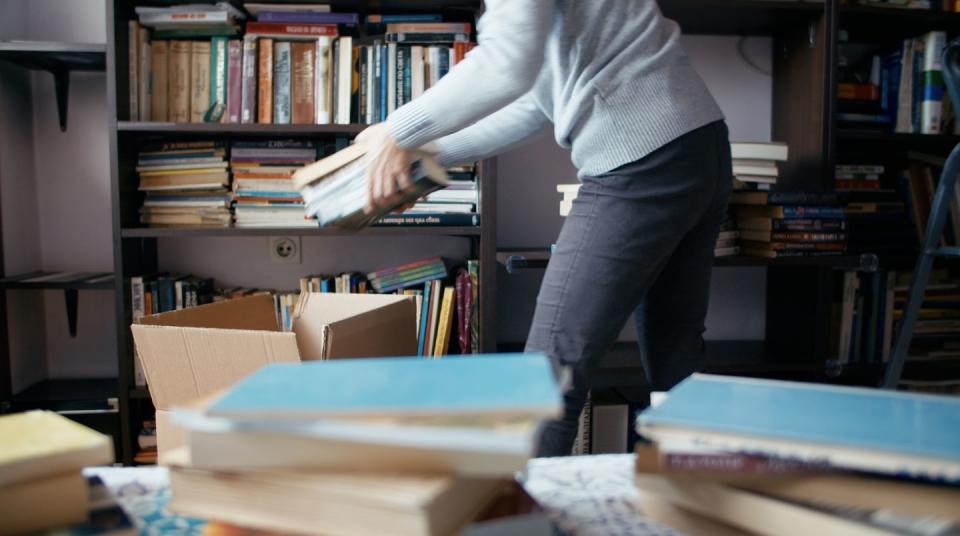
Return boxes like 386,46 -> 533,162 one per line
105,0 -> 496,464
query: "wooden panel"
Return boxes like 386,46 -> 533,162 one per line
479,158 -> 497,353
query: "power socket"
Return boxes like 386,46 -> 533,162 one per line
269,236 -> 301,264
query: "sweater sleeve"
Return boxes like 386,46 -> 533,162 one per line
386,0 -> 554,150
433,93 -> 550,167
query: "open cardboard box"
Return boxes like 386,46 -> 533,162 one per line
130,292 -> 417,463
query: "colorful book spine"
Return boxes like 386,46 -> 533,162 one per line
920,31 -> 947,134
386,42 -> 397,115
395,44 -> 405,108
257,12 -> 359,24
291,41 -> 315,124
257,38 -> 274,124
240,37 -> 257,124
315,36 -> 332,124
468,259 -> 480,354
209,37 -> 228,122
226,39 -> 243,123
417,281 -> 431,356
138,27 -> 151,121
245,22 -> 338,37
150,40 -> 169,121
190,40 -> 211,122
128,21 -> 140,120
273,41 -> 292,124
895,38 -> 915,133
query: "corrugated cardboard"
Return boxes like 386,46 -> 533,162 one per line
131,292 -> 417,458
155,410 -> 186,465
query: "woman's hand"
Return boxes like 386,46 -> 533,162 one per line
357,124 -> 417,215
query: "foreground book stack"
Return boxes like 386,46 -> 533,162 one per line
0,411 -> 132,535
137,141 -> 233,227
634,374 -> 960,536
231,140 -> 316,227
731,191 -> 848,258
731,142 -> 788,192
166,355 -> 562,535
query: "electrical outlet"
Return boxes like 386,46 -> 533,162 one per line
269,236 -> 301,264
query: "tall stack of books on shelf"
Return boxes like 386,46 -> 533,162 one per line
836,162 -> 914,259
137,141 -> 233,227
231,140 -> 316,227
837,29 -> 957,134
129,3 -> 476,125
895,269 -> 960,364
732,191 -> 848,258
633,374 -> 960,536
731,141 -> 787,192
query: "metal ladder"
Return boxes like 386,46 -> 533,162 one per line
882,40 -> 960,389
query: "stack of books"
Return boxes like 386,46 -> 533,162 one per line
0,411 -> 131,534
836,163 -> 913,258
853,0 -> 959,11
378,165 -> 480,227
129,4 -> 475,125
894,269 -> 960,363
166,355 -> 561,535
634,374 -> 960,536
557,184 -> 579,217
731,191 -> 848,258
715,216 -> 741,257
135,418 -> 158,465
137,141 -> 232,227
367,256 -> 448,293
829,270 -> 897,367
231,140 -> 317,227
731,141 -> 788,191
293,142 -> 449,229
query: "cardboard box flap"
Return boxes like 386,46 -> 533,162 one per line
131,324 -> 300,410
293,293 -> 417,359
138,293 -> 279,331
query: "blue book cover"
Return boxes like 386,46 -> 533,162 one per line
638,374 -> 960,480
379,43 -> 389,121
366,14 -> 442,23
258,12 -> 359,24
417,281 -> 432,356
208,354 -> 561,420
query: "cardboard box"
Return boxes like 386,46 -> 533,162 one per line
131,292 -> 417,461
155,410 -> 185,465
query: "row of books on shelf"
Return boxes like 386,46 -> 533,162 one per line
837,30 -> 958,135
129,3 -> 474,124
846,0 -> 960,11
130,256 -> 480,386
136,139 -> 479,228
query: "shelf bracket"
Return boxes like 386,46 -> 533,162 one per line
52,68 -> 70,132
64,289 -> 78,337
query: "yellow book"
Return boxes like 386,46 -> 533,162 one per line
433,287 -> 455,358
0,410 -> 113,487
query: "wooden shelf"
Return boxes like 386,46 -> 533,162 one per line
121,225 -> 481,238
0,41 -> 105,71
0,271 -> 115,290
839,4 -> 960,35
837,129 -> 960,148
2,378 -> 118,413
662,0 -> 824,35
117,121 -> 367,136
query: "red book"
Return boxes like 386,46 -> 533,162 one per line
455,268 -> 472,354
226,40 -> 243,123
246,22 -> 338,37
835,179 -> 881,190
453,41 -> 475,64
837,83 -> 879,101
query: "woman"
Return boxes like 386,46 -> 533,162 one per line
360,0 -> 732,456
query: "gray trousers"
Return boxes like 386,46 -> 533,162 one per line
527,120 -> 732,457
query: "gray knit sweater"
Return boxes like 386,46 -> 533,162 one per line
386,0 -> 724,178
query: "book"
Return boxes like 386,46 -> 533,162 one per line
240,36 -> 257,123
150,40 -> 169,121
207,354 -> 561,423
244,3 -> 331,16
167,448 -> 503,536
374,213 -> 480,227
208,36 -> 229,122
256,12 -> 359,24
190,40 -> 211,122
637,374 -> 960,481
169,39 -> 192,122
226,39 -> 242,123
468,260 -> 480,354
455,267 -> 473,354
41,475 -> 138,536
0,472 -> 88,534
128,21 -> 140,120
896,38 -> 916,133
740,230 -> 847,242
315,36 -> 333,124
730,142 -> 789,161
272,41 -> 291,124
424,279 -> 442,356
737,205 -> 846,219
245,22 -> 337,38
433,286 -> 455,357
738,217 -> 846,231
290,41 -> 315,124
257,37 -> 274,123
0,410 -> 113,487
418,281 -> 432,356
335,36 -> 353,124
919,31 -> 947,134
729,192 -> 838,206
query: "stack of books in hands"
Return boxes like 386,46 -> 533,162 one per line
731,142 -> 788,192
633,374 -> 960,536
137,141 -> 233,227
167,354 -> 561,535
231,140 -> 317,228
293,142 -> 448,229
0,411 -> 134,535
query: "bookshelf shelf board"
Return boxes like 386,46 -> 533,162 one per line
0,271 -> 115,290
117,121 -> 367,136
661,0 -> 823,35
498,249 -> 878,271
836,129 -> 960,147
225,0 -> 482,10
121,226 -> 481,238
839,5 -> 960,33
3,378 -> 119,413
0,41 -> 106,72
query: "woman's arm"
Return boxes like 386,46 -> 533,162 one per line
387,0 -> 554,151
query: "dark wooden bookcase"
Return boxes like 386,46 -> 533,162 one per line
105,0 -> 495,464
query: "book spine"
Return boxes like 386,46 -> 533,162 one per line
336,36 -> 352,124
386,22 -> 472,33
350,45 -> 361,123
139,27 -> 152,121
374,42 -> 384,121
209,37 -> 228,122
920,31 -> 947,134
386,42 -> 397,115
245,23 -> 338,36
330,38 -> 340,123
169,41 -> 191,121
895,38 -> 915,133
138,11 -> 231,25
373,213 -> 480,226
782,206 -> 845,219
226,40 -> 243,123
150,41 -> 169,121
131,275 -> 147,386
468,259 -> 479,354
128,21 -> 140,120
396,44 -> 405,108
316,36 -> 332,124
364,46 -> 375,123
273,41 -> 292,124
358,46 -> 368,123
257,12 -> 358,24
411,45 -> 424,99
291,41 -> 315,124
434,287 -> 455,357
257,38 -> 274,124
455,268 -> 471,353
153,27 -> 240,39
386,33 -> 470,44
190,40 -> 211,122
240,37 -> 257,123
403,46 -> 412,106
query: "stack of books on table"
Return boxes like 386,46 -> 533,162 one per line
166,355 -> 561,535
377,165 -> 480,227
731,142 -> 788,192
633,374 -> 960,536
731,191 -> 848,258
0,411 -> 135,535
231,140 -> 317,227
137,141 -> 232,227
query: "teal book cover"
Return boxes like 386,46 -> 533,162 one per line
206,36 -> 228,122
208,354 -> 560,420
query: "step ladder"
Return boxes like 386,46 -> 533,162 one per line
883,39 -> 960,389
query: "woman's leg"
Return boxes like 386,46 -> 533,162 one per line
528,121 -> 730,457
